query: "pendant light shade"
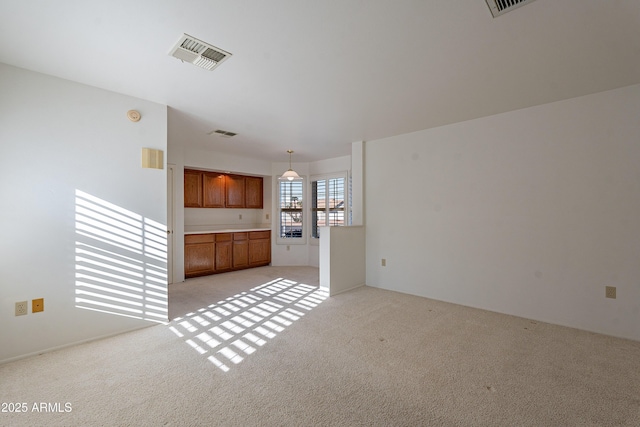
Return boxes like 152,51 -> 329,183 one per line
279,150 -> 302,181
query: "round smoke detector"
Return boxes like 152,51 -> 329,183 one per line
127,110 -> 141,122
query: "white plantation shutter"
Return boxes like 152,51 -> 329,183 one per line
279,180 -> 303,239
312,175 -> 346,238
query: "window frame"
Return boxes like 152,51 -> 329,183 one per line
310,171 -> 349,244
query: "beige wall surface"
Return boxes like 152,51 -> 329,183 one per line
0,63 -> 168,362
365,83 -> 640,341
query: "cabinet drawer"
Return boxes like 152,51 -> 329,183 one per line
233,232 -> 248,241
215,233 -> 232,242
249,230 -> 270,240
185,234 -> 214,244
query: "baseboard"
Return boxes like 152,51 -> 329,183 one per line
0,324 -> 155,365
329,283 -> 365,296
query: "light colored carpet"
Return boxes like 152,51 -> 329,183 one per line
1,266 -> 639,426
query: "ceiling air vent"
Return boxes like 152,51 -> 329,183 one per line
207,129 -> 237,138
169,34 -> 231,71
485,0 -> 537,18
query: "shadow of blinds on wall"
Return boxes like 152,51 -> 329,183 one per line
74,190 -> 168,322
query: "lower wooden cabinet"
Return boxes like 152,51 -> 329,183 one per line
232,233 -> 249,269
185,231 -> 270,278
184,234 -> 215,277
215,234 -> 232,272
249,231 -> 271,267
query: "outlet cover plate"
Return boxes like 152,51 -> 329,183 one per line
32,298 -> 44,313
605,286 -> 616,299
15,301 -> 28,316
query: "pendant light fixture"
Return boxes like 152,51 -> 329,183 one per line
279,150 -> 302,181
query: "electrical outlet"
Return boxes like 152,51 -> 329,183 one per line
15,301 -> 28,316
239,214 -> 243,220
32,298 -> 44,313
286,245 -> 290,251
266,213 -> 270,220
381,258 -> 386,267
605,286 -> 616,299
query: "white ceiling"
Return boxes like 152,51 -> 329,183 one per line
1,0 -> 639,162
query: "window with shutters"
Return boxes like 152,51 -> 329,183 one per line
278,180 -> 304,242
311,174 -> 347,239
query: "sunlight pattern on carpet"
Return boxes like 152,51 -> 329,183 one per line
169,278 -> 329,372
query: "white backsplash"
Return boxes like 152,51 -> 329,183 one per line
184,207 -> 271,232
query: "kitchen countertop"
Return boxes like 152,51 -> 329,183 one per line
184,228 -> 271,235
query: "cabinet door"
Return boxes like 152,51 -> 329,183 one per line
245,176 -> 263,209
232,233 -> 249,268
215,239 -> 232,272
225,175 -> 246,208
203,172 -> 225,208
184,169 -> 203,207
249,239 -> 270,266
185,234 -> 215,277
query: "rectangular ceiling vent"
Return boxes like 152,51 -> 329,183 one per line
169,34 -> 231,71
207,129 -> 237,138
485,0 -> 537,18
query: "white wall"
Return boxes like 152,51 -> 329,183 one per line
309,155 -> 351,176
167,110 -> 185,284
351,141 -> 365,226
319,226 -> 365,296
184,207 -> 269,232
183,149 -> 272,177
365,84 -> 640,341
0,63 -> 168,362
307,155 -> 352,267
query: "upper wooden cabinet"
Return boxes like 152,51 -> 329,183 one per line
184,169 -> 263,209
245,176 -> 264,209
203,172 -> 225,208
184,169 -> 203,207
225,175 -> 246,208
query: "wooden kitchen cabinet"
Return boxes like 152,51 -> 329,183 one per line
184,234 -> 214,277
245,176 -> 263,209
184,169 -> 203,207
225,175 -> 246,208
215,233 -> 232,272
184,169 -> 263,209
232,232 -> 249,269
184,231 -> 270,278
249,231 -> 270,266
203,172 -> 225,208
